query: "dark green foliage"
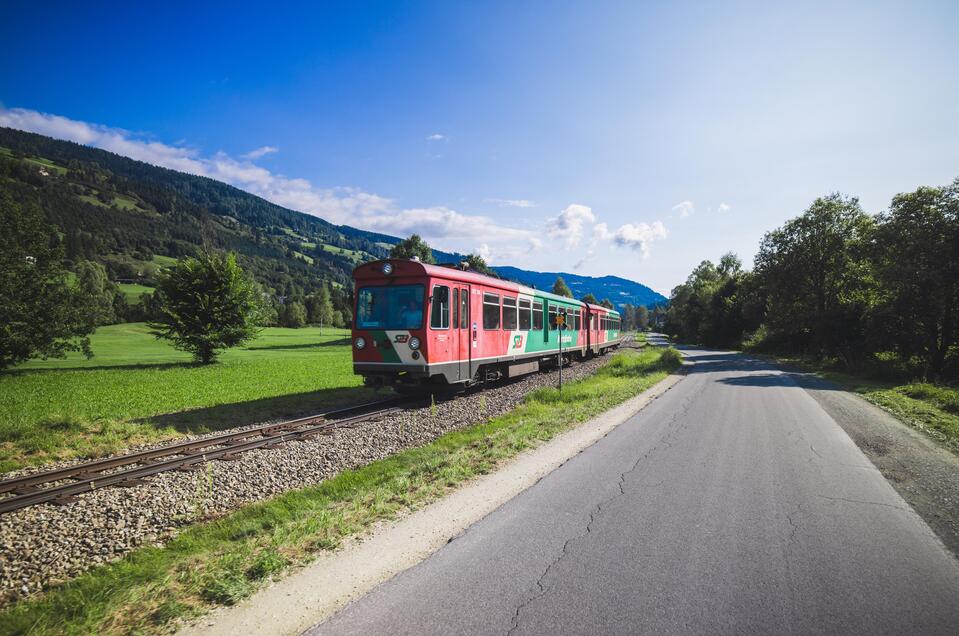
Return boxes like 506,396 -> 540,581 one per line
869,181 -> 959,377
665,253 -> 762,347
755,194 -> 874,362
0,192 -> 96,370
464,253 -> 496,277
580,293 -> 598,304
150,253 -> 264,363
75,260 -> 121,325
552,276 -> 573,298
668,178 -> 959,382
600,298 -> 614,310
389,234 -> 435,263
278,301 -> 307,328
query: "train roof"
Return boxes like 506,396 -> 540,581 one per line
354,258 -> 619,312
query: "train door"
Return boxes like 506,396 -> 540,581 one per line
454,285 -> 471,381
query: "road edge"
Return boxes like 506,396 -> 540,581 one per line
178,366 -> 687,636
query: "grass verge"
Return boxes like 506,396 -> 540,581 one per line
0,347 -> 679,635
771,355 -> 959,455
0,324 -> 377,473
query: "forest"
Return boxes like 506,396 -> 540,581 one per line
665,178 -> 959,381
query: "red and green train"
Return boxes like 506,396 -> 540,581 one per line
351,259 -> 621,392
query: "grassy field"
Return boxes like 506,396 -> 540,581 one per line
0,324 -> 377,472
0,347 -> 679,635
770,355 -> 959,454
117,283 -> 155,301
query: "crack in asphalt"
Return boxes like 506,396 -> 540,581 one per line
505,386 -> 697,635
815,494 -> 907,511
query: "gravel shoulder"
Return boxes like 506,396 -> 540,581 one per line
796,372 -> 959,556
0,354 -> 617,604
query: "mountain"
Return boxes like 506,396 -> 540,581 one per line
492,266 -> 666,308
0,126 -> 664,319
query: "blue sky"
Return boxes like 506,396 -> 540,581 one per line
2,1 -> 957,294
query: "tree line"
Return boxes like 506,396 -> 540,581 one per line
665,177 -> 959,380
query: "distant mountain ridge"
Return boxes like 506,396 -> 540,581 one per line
492,266 -> 666,308
0,126 -> 664,310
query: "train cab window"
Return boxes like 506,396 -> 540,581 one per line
459,289 -> 469,329
483,293 -> 500,330
518,299 -> 531,330
357,284 -> 424,330
503,297 -> 517,330
533,301 -> 544,330
430,285 -> 450,329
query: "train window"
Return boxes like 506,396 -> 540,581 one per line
357,284 -> 424,330
459,289 -> 469,329
533,301 -> 543,330
502,297 -> 517,331
483,293 -> 500,330
573,311 -> 580,331
518,299 -> 531,330
430,285 -> 450,329
548,305 -> 557,330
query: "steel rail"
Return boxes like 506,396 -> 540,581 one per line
0,405 -> 403,515
0,398 -> 404,498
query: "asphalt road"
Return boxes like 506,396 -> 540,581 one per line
309,338 -> 959,635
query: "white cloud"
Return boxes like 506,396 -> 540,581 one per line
486,198 -> 536,208
426,133 -> 446,141
0,107 -> 545,259
545,203 -> 597,249
607,221 -> 668,258
718,202 -> 731,213
243,145 -> 279,159
672,200 -> 695,218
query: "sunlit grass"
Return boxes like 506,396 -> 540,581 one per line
0,348 -> 680,635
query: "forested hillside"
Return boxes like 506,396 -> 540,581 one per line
0,126 -> 659,327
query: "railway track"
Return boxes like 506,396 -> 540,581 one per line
0,344 -> 635,516
0,398 -> 408,515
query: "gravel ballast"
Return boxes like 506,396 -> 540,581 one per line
0,353 -> 622,604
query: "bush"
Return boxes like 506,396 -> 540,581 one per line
658,347 -> 683,369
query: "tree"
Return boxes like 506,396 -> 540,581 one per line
279,301 -> 307,328
0,192 -> 95,369
552,276 -> 573,298
75,260 -> 120,325
580,293 -> 598,304
390,234 -> 435,263
150,252 -> 263,363
307,285 -> 335,327
635,305 -> 650,330
754,194 -> 874,360
600,298 -> 615,310
869,179 -> 959,377
464,253 -> 496,276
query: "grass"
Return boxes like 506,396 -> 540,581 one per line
320,244 -> 365,262
117,283 -> 154,302
0,324 -> 377,472
772,355 -> 959,455
0,347 -> 679,635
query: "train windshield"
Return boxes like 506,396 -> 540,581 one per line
356,284 -> 425,330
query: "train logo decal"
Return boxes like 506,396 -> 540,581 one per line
512,335 -> 524,349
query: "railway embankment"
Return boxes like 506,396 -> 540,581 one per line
0,344 -> 679,635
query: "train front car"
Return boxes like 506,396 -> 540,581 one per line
352,259 -> 432,390
352,259 -> 598,393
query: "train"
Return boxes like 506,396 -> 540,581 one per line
351,258 -> 621,392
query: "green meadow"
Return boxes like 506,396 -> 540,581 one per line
0,324 -> 378,472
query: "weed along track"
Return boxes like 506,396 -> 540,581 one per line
0,399 -> 409,515
0,347 -> 631,603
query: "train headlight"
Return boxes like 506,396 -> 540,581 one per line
354,337 -> 366,349
381,262 -> 394,275
408,336 -> 420,350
